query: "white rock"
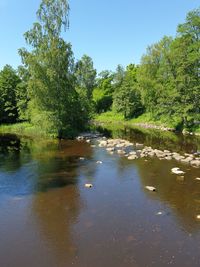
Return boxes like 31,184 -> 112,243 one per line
190,160 -> 200,167
106,147 -> 115,152
145,186 -> 156,192
171,167 -> 180,172
85,184 -> 93,188
91,145 -> 96,148
117,150 -> 125,155
136,143 -> 143,148
156,211 -> 163,215
165,156 -> 172,160
99,141 -> 107,147
129,151 -> 137,155
171,167 -> 185,175
127,155 -> 138,160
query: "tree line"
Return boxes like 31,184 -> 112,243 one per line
0,0 -> 199,137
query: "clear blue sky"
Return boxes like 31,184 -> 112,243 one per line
0,0 -> 199,73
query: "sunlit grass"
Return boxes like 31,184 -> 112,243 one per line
95,111 -> 200,134
0,122 -> 52,138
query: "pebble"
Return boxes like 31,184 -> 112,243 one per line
145,186 -> 156,192
85,184 -> 93,188
94,136 -> 200,169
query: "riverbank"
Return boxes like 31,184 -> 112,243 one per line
94,111 -> 200,136
0,122 -> 81,139
0,122 -> 51,139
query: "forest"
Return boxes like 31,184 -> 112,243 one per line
0,0 -> 199,138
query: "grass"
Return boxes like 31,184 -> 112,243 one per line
0,122 -> 85,139
94,111 -> 124,123
95,111 -> 177,129
0,122 -> 53,139
94,111 -> 200,134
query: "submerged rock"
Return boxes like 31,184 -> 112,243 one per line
176,176 -> 185,181
117,150 -> 126,155
99,140 -> 107,147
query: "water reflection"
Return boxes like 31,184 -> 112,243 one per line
0,135 -> 93,196
137,157 -> 200,233
96,124 -> 200,153
33,186 -> 82,265
0,131 -> 200,267
0,135 -> 94,267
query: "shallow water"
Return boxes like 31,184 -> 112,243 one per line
0,128 -> 200,267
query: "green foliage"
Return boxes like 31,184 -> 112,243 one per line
95,111 -> 124,122
172,8 -> 200,125
16,66 -> 30,120
75,55 -> 97,119
113,64 -> 143,119
75,55 -> 97,99
137,8 -> 200,129
93,70 -> 114,113
0,65 -> 21,123
1,5 -> 199,137
0,122 -> 53,138
113,84 -> 143,119
19,0 -> 86,138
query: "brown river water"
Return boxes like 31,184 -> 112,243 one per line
0,125 -> 200,267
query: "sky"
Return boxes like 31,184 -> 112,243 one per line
0,0 -> 199,73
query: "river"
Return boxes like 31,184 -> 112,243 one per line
0,125 -> 200,267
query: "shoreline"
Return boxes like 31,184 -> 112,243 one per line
92,120 -> 200,137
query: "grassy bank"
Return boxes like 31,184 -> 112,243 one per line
94,111 -> 200,134
0,122 -> 85,139
94,111 -> 178,129
0,122 -> 53,139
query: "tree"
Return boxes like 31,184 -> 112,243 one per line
19,0 -> 84,137
0,65 -> 20,123
16,66 -> 30,121
113,64 -> 143,119
171,8 -> 200,127
93,70 -> 114,113
113,84 -> 143,119
75,55 -> 96,99
74,55 -> 96,118
137,36 -> 175,115
137,8 -> 200,128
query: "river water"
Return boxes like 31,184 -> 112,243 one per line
0,126 -> 200,267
